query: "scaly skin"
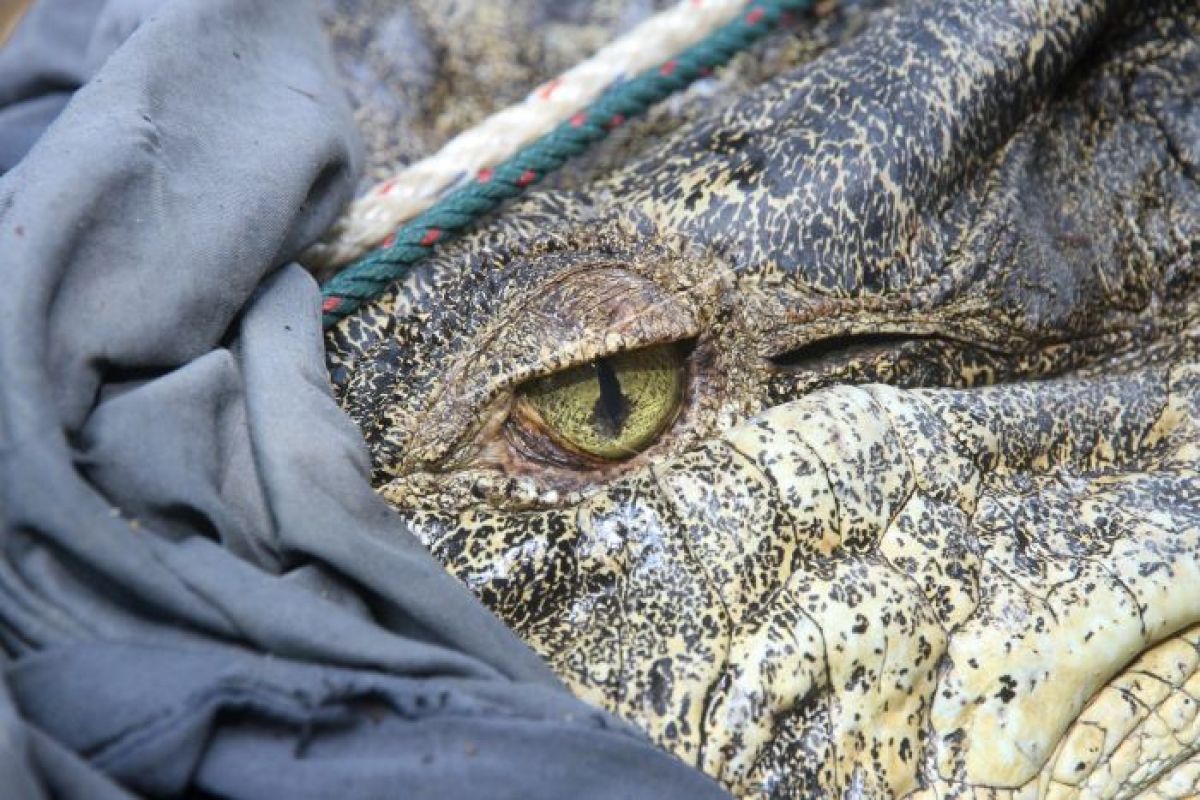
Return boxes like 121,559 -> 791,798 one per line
325,1 -> 1200,796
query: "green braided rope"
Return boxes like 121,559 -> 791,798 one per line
321,0 -> 812,329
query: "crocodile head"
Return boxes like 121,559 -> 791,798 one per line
326,0 -> 1200,796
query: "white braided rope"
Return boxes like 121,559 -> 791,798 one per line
303,0 -> 750,271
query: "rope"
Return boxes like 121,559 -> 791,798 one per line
303,0 -> 752,272
321,0 -> 810,329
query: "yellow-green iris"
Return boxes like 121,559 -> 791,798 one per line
523,344 -> 684,460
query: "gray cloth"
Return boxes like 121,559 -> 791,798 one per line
0,1 -> 729,797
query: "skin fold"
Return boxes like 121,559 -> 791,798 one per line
325,0 -> 1200,796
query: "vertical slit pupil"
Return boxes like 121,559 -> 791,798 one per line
592,357 -> 630,436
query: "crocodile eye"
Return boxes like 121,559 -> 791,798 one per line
516,343 -> 684,461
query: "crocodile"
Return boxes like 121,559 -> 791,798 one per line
324,0 -> 1200,797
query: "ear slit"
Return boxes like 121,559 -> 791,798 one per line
769,332 -> 935,371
